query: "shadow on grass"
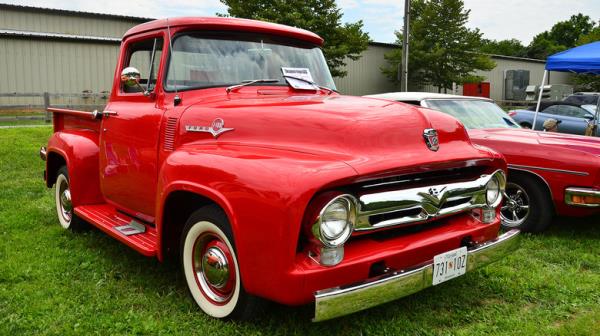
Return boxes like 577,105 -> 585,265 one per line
543,214 -> 600,239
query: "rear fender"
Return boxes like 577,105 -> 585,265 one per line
47,130 -> 103,206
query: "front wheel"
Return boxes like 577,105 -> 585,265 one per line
180,205 -> 264,320
501,174 -> 553,232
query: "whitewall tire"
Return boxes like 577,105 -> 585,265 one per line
181,206 -> 264,320
54,166 -> 85,231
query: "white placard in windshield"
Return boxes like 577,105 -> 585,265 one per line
281,67 -> 319,90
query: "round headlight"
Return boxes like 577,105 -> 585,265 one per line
315,195 -> 356,247
486,176 -> 501,206
321,200 -> 349,239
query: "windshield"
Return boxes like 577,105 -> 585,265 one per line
425,99 -> 520,129
165,32 -> 336,91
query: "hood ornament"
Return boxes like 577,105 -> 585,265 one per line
186,118 -> 234,138
423,128 -> 439,151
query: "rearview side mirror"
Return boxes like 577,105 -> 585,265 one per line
120,67 -> 150,96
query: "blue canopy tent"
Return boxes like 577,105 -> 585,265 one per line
532,41 -> 600,132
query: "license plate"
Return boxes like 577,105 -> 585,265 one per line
432,246 -> 468,286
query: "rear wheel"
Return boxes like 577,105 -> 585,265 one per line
54,166 -> 86,231
501,174 -> 553,232
180,205 -> 264,320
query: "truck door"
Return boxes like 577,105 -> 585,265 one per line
99,35 -> 165,221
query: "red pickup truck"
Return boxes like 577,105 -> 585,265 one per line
39,17 -> 519,321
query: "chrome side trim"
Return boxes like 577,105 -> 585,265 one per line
507,166 -> 554,202
565,187 -> 600,207
313,229 -> 521,322
355,170 -> 505,231
508,164 -> 589,176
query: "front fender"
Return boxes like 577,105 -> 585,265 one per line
47,130 -> 103,206
156,144 -> 357,299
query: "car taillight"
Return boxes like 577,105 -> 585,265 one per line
508,111 -> 517,117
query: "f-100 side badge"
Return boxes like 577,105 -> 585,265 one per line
186,118 -> 234,138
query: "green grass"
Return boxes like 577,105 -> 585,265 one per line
1,127 -> 599,335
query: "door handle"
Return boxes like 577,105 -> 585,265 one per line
92,110 -> 118,119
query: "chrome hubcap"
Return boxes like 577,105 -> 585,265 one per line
501,183 -> 530,227
201,247 -> 229,288
192,234 -> 235,304
59,181 -> 72,222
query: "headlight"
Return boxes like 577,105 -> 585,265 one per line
485,171 -> 506,207
313,195 -> 356,247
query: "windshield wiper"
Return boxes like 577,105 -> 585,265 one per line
282,75 -> 336,95
226,79 -> 279,93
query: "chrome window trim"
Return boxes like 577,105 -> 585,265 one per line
354,170 -> 505,231
508,164 -> 589,177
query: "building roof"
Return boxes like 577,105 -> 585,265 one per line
0,28 -> 121,43
0,3 -> 151,22
365,92 -> 492,102
123,17 -> 324,45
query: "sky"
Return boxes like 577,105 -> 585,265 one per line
3,0 -> 600,44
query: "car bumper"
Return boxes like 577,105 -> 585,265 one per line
313,229 -> 520,322
565,187 -> 600,207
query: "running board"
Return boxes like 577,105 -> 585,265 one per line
75,204 -> 158,257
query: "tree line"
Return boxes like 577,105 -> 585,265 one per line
219,0 -> 599,91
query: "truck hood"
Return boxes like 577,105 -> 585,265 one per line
178,93 -> 496,177
469,128 -> 600,156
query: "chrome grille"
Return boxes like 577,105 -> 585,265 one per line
355,170 -> 505,231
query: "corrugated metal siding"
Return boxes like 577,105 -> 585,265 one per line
334,44 -> 399,96
422,58 -> 572,101
0,6 -> 143,38
0,38 -> 119,93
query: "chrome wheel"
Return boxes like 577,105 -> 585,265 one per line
192,233 -> 236,304
501,182 -> 530,227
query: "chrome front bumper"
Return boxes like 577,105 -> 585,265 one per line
313,229 -> 520,322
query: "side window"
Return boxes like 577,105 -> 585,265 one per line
561,106 -> 588,118
542,105 -> 564,116
122,37 -> 163,93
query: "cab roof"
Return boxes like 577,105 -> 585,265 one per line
123,17 -> 324,46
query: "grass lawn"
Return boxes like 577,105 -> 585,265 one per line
1,127 -> 599,335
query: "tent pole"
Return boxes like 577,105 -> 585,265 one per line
531,70 -> 548,131
594,96 -> 600,136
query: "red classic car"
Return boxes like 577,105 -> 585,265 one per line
39,18 -> 520,321
367,92 -> 600,232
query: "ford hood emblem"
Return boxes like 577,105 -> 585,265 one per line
423,128 -> 439,151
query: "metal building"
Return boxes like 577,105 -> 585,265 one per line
0,3 -> 571,104
0,3 -> 148,96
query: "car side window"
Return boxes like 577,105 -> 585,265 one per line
543,105 -> 564,116
122,37 -> 164,93
561,106 -> 590,118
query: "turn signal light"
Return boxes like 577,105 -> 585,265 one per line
570,195 -> 600,205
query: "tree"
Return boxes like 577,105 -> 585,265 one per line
526,14 -> 596,59
480,38 -> 527,58
218,0 -> 370,78
572,26 -> 600,92
382,0 -> 495,91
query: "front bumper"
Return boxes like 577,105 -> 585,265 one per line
565,187 -> 600,207
313,229 -> 520,322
